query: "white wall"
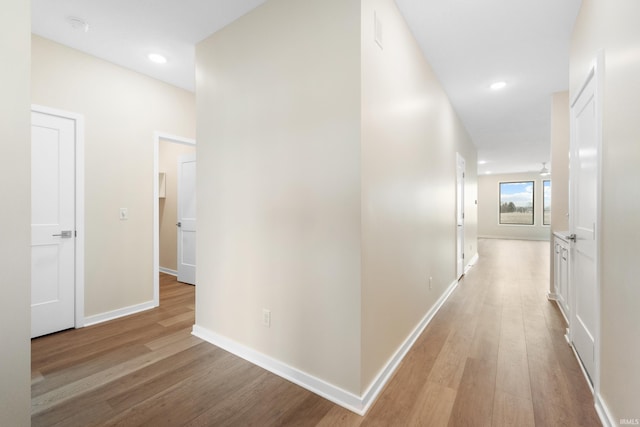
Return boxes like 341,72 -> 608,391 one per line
360,0 -> 477,391
571,0 -> 640,422
0,1 -> 31,425
196,0 -> 363,393
31,36 -> 196,317
196,0 -> 478,400
478,172 -> 551,241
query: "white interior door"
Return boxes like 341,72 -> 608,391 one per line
177,153 -> 196,285
456,153 -> 465,279
569,68 -> 599,383
31,111 -> 76,338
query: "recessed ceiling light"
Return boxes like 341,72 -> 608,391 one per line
478,160 -> 487,165
148,53 -> 167,64
66,16 -> 89,33
486,171 -> 492,175
490,81 -> 507,90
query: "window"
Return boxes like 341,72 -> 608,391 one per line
499,181 -> 534,225
543,180 -> 551,225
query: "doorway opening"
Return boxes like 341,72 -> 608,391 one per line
456,153 -> 466,280
153,133 -> 196,306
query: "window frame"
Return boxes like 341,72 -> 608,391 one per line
498,180 -> 535,226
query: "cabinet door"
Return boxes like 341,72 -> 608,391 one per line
554,242 -> 562,296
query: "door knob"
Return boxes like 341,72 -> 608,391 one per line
176,222 -> 182,227
567,233 -> 576,242
52,230 -> 73,238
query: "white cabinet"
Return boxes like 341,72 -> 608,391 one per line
553,233 -> 570,321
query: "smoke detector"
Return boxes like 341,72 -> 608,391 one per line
66,16 -> 90,33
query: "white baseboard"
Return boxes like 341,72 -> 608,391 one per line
464,253 -> 479,274
159,267 -> 178,276
84,300 -> 156,327
192,325 -> 365,414
595,393 -> 616,427
192,278 -> 459,416
359,278 -> 459,413
547,296 -> 569,326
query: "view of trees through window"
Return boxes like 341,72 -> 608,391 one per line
499,181 -> 534,225
543,180 -> 551,225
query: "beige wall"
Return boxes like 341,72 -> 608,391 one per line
549,91 -> 570,292
0,2 -> 31,425
478,172 -> 551,241
571,0 -> 640,421
31,36 -> 196,317
159,140 -> 196,272
196,0 -> 363,393
360,0 -> 477,390
196,0 -> 477,397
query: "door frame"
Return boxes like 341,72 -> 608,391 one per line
32,104 -> 85,328
153,132 -> 196,305
456,152 -> 465,279
568,51 -> 603,394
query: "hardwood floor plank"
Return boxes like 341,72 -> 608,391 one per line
361,317 -> 451,425
158,311 -> 195,327
447,357 -> 497,427
278,392 -> 337,427
145,327 -> 194,351
31,342 -> 217,427
105,345 -> 230,412
315,406 -> 363,427
492,390 -> 535,427
469,302 -> 502,362
46,402 -> 113,427
32,343 -> 151,397
425,326 -> 474,390
523,300 -> 600,426
426,285 -> 486,390
32,334 -> 202,415
32,305 -> 192,365
495,298 -> 532,401
33,310 -> 190,373
185,372 -> 278,426
201,377 -> 310,427
102,356 -> 265,427
407,381 -> 456,426
31,242 -> 601,426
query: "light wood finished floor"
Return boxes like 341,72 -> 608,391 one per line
32,239 -> 601,426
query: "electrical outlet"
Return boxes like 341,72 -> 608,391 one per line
429,276 -> 433,290
119,208 -> 128,220
262,309 -> 271,328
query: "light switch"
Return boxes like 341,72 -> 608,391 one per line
120,208 -> 128,220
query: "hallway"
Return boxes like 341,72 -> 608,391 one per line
31,239 -> 601,426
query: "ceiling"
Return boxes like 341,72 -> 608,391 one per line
31,0 -> 582,175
